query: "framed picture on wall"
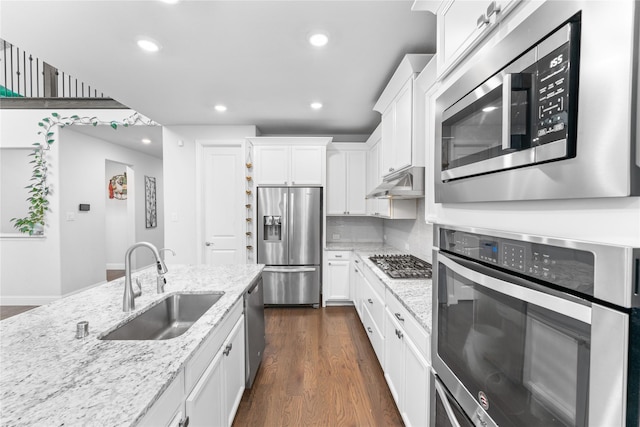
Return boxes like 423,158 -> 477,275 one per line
145,176 -> 157,228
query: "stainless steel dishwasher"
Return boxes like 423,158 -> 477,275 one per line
244,276 -> 265,388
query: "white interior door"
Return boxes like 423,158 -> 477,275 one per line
203,146 -> 244,265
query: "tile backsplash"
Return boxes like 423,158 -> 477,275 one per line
326,199 -> 433,263
326,216 -> 384,243
383,198 -> 433,262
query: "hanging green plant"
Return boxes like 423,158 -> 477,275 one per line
10,112 -> 157,235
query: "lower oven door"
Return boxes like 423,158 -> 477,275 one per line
262,266 -> 320,306
432,251 -> 630,427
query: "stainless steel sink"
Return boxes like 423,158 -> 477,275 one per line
100,292 -> 224,340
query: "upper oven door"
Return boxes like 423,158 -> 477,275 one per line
432,251 -> 631,427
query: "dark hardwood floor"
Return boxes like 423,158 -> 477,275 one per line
233,307 -> 403,427
0,305 -> 38,321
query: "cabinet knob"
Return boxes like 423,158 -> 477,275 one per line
486,1 -> 500,17
368,298 -> 373,304
328,262 -> 332,266
205,242 -> 214,246
223,343 -> 233,356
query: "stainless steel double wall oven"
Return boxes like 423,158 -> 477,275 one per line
431,225 -> 640,427
435,1 -> 640,203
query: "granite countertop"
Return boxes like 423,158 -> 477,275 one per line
0,264 -> 264,427
327,243 -> 433,334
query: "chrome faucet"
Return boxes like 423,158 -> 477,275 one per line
123,242 -> 169,312
156,248 -> 176,293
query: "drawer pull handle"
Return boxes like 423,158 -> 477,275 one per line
395,329 -> 403,339
367,327 -> 373,334
395,313 -> 405,322
354,260 -> 359,263
335,255 -> 342,258
367,298 -> 373,304
223,343 -> 233,356
179,416 -> 190,427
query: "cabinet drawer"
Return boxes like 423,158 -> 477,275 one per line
361,263 -> 386,299
326,250 -> 351,261
185,300 -> 243,394
385,290 -> 430,362
362,304 -> 385,366
361,277 -> 385,333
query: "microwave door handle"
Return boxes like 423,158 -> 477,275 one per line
502,73 -> 532,151
502,74 -> 513,150
434,380 -> 463,427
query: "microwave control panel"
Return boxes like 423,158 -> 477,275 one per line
440,228 -> 595,296
533,43 -> 573,146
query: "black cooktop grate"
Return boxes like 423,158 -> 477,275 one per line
368,254 -> 432,279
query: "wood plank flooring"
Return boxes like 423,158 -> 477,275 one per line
0,306 -> 38,321
233,307 -> 403,427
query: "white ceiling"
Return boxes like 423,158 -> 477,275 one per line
0,1 -> 436,140
66,125 -> 164,158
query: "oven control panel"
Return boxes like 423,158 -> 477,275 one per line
440,228 -> 595,295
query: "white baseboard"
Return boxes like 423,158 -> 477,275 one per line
63,280 -> 107,298
106,263 -> 125,270
0,296 -> 59,305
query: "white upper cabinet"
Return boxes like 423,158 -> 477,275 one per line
436,0 -> 522,77
327,144 -> 367,216
374,54 -> 433,179
249,137 -> 331,186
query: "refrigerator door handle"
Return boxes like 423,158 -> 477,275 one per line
288,189 -> 294,264
263,267 -> 317,273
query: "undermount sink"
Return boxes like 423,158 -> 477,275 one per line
100,292 -> 224,340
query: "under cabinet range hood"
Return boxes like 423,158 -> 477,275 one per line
366,166 -> 425,199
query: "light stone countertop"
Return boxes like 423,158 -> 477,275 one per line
0,264 -> 264,427
327,242 -> 433,334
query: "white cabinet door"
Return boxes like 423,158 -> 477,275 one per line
290,146 -> 324,185
326,259 -> 350,301
394,78 -> 413,172
403,336 -> 430,427
253,145 -> 289,185
346,150 -> 367,215
351,259 -> 364,318
366,141 -> 380,216
139,371 -> 185,427
327,150 -> 347,215
222,316 -> 246,427
186,349 -> 225,427
381,106 -> 395,176
384,308 -> 405,406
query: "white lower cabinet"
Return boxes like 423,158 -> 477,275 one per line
383,306 -> 430,427
323,251 -> 351,306
187,315 -> 245,427
140,301 -> 245,427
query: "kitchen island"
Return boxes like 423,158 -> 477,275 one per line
0,264 -> 263,426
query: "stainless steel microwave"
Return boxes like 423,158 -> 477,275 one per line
434,1 -> 640,203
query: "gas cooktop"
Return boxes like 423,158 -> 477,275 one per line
369,254 -> 432,279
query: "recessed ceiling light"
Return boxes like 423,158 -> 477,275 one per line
308,33 -> 329,47
137,38 -> 161,53
214,105 -> 227,112
141,138 -> 152,144
310,102 -> 323,110
482,106 -> 498,112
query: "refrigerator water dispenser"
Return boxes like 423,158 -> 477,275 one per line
263,215 -> 282,241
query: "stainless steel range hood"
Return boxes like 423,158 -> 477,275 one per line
366,166 -> 425,199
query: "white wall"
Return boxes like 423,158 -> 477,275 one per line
163,125 -> 257,265
105,160 -> 130,269
59,127 -> 164,296
0,108 -> 156,304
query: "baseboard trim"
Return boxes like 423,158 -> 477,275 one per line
106,263 -> 125,270
0,296 -> 59,305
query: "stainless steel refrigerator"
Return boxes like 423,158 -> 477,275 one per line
257,187 -> 322,307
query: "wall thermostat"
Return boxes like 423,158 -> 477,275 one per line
79,204 -> 90,211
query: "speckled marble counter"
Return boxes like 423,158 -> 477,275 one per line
0,264 -> 263,427
327,243 -> 432,334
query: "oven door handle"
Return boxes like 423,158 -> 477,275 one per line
438,254 -> 591,324
434,379 -> 463,427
